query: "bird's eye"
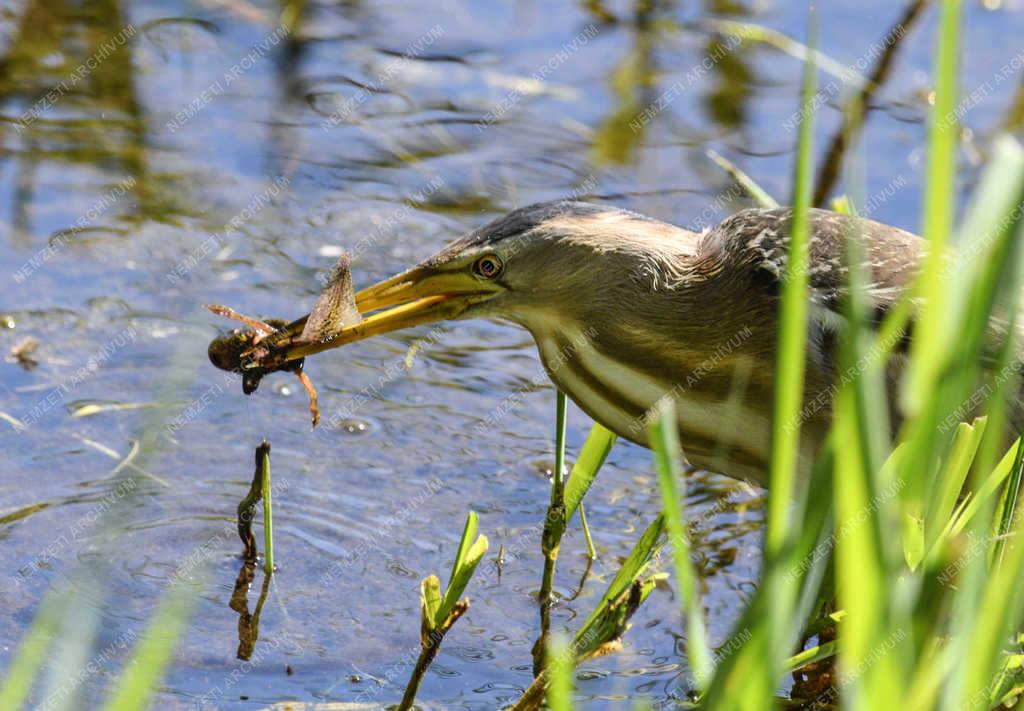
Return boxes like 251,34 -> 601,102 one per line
473,254 -> 503,279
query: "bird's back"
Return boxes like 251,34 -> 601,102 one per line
698,207 -> 1022,461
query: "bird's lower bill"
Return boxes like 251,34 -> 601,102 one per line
251,266 -> 499,367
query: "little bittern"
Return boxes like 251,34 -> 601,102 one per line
222,201 -> 969,486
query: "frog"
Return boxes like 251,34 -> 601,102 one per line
206,252 -> 362,428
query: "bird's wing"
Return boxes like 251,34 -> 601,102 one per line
299,252 -> 362,345
703,207 -> 925,324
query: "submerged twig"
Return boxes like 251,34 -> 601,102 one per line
237,440 -> 273,573
73,435 -> 169,486
261,443 -> 274,574
812,0 -> 927,205
0,410 -> 27,432
398,600 -> 470,711
706,148 -> 780,209
533,391 -> 569,677
564,556 -> 595,603
399,511 -> 487,711
578,503 -> 596,561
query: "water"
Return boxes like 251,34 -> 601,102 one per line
1,0 -> 1021,708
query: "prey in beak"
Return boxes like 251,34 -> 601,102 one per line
206,251 -> 501,428
206,252 -> 363,428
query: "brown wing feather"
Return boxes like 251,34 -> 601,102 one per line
299,252 -> 362,344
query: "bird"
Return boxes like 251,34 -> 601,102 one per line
234,200 -> 936,487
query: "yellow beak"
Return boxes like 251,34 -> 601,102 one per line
269,265 -> 499,363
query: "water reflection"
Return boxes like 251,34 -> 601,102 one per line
1,0 -> 1020,706
230,560 -> 272,661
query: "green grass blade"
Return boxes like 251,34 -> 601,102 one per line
0,589 -> 63,710
834,385 -> 904,708
951,437 -> 1022,536
904,0 -> 961,414
546,633 -> 574,711
919,418 -> 986,564
701,444 -> 835,710
100,582 -> 196,711
991,440 -> 1024,570
563,423 -> 617,525
758,11 -> 819,709
421,575 -> 442,632
440,511 -> 487,623
259,441 -> 273,574
40,591 -> 100,711
785,639 -> 838,673
766,3 -> 816,554
705,148 -> 780,209
574,514 -> 665,644
649,398 -> 713,690
957,505 -> 1024,708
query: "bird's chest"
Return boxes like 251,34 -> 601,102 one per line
526,319 -> 778,484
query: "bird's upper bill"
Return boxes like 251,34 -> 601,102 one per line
248,261 -> 503,369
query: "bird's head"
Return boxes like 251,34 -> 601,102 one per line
270,200 -> 699,363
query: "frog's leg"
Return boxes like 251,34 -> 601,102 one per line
297,252 -> 362,346
293,369 -> 320,428
205,304 -> 278,339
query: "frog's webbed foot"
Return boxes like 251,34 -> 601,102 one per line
293,369 -> 319,429
299,252 -> 363,346
205,305 -> 278,341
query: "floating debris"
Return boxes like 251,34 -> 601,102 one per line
70,401 -> 163,418
0,410 -> 26,431
8,337 -> 40,370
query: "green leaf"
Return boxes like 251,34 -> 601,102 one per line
573,514 -> 666,654
785,639 -> 838,673
706,148 -> 779,209
563,423 -> 617,525
546,633 -> 574,711
421,575 -> 442,632
990,439 -> 1024,570
101,581 -> 196,711
904,0 -> 961,413
649,398 -> 713,690
919,418 -> 986,565
446,511 -> 479,598
0,588 -> 63,710
951,436 -> 1023,537
438,512 -> 488,626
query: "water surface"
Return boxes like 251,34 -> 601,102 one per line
1,0 -> 1021,708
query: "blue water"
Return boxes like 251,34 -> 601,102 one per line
1,0 -> 1021,708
